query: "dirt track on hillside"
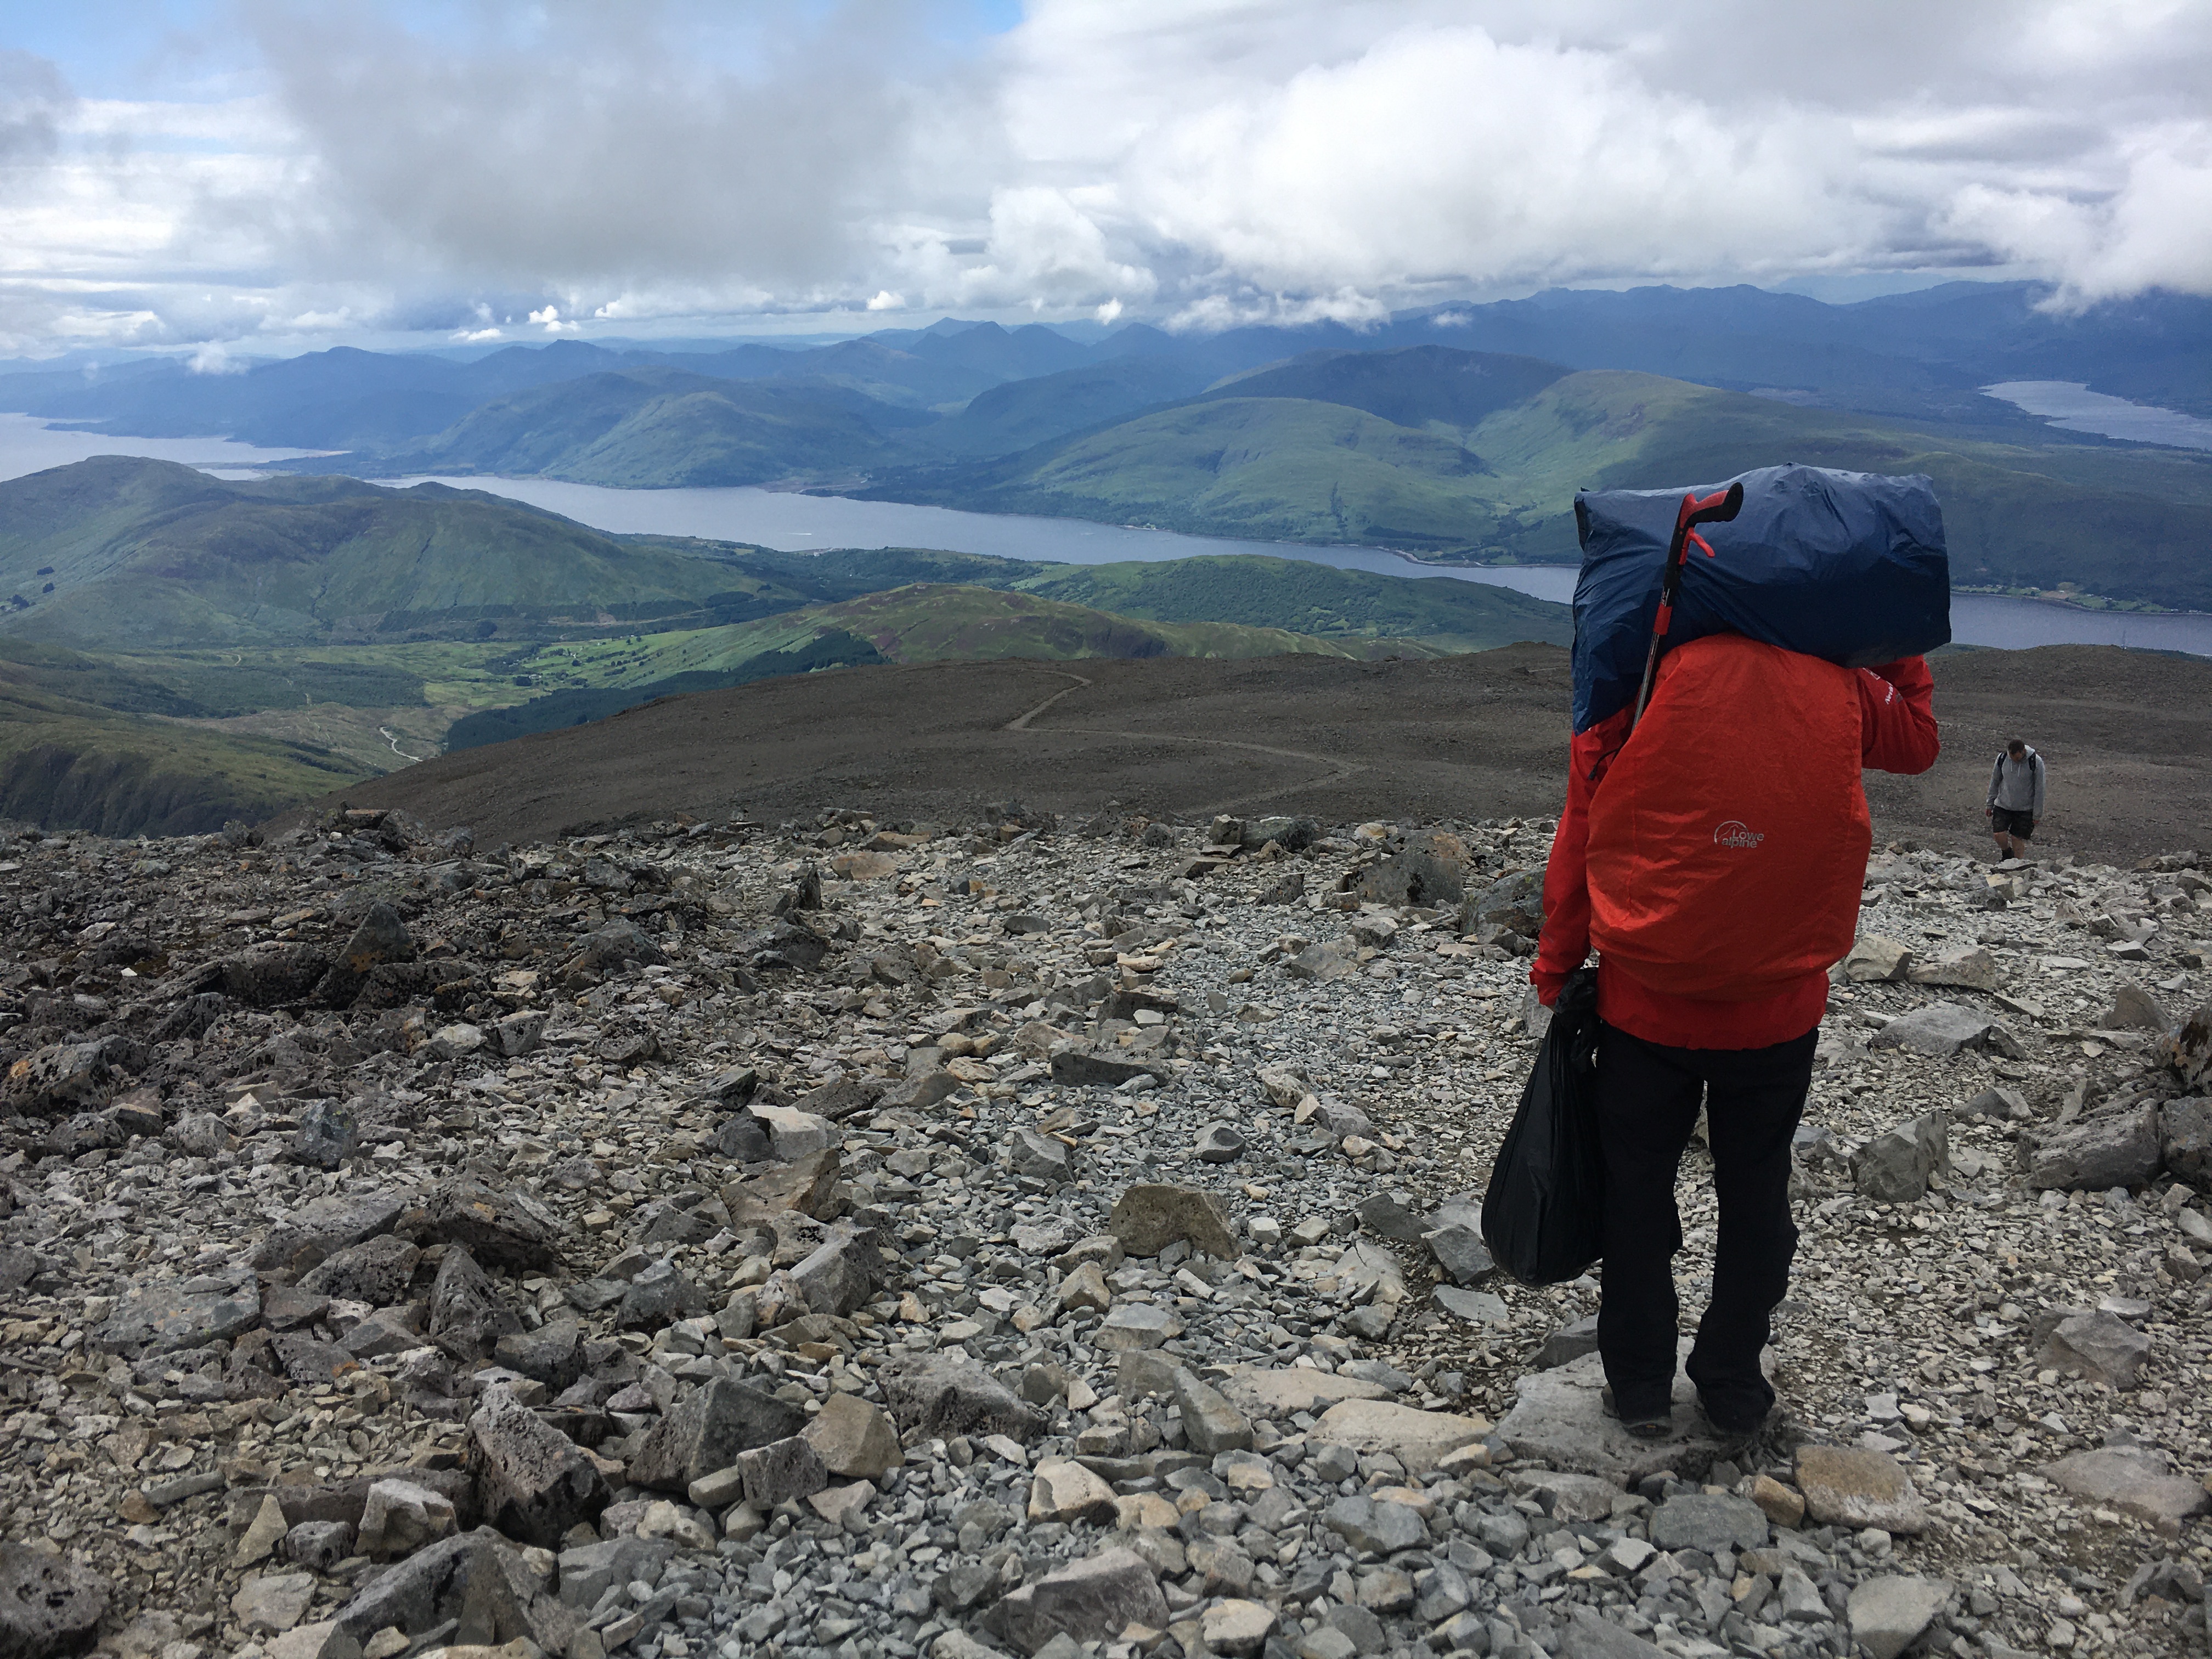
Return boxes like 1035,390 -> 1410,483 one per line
283,643 -> 2212,865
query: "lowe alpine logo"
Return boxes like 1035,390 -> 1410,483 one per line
1713,820 -> 1765,849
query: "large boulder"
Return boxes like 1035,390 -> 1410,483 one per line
253,1192 -> 409,1282
981,1549 -> 1171,1655
422,1181 -> 561,1272
2163,1098 -> 2212,1189
1870,1003 -> 2017,1058
2157,1000 -> 2211,1090
627,1379 -> 808,1492
469,1386 -> 609,1548
1852,1112 -> 1948,1204
0,1543 -> 111,1659
878,1353 -> 1040,1443
1108,1183 -> 1237,1259
2023,1105 -> 2163,1192
1461,869 -> 1544,940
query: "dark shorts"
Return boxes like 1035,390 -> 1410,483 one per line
1991,806 -> 2035,838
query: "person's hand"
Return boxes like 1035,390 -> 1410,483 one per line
1983,805 -> 1992,817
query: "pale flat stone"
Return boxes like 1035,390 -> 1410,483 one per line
1794,1445 -> 1927,1536
2044,1448 -> 2210,1536
1026,1458 -> 1118,1525
1214,1365 -> 1390,1419
1848,1575 -> 1948,1659
1493,1345 -> 1748,1483
1309,1399 -> 1492,1476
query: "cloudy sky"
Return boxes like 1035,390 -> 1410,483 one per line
2,0 -> 2208,358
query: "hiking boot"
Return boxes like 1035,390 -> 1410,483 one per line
1602,1386 -> 1673,1441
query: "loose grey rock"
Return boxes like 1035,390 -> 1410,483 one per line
1794,1445 -> 1928,1534
422,1179 -> 561,1271
332,1532 -> 528,1645
1173,1368 -> 1253,1454
252,1191 -> 408,1282
2099,978 -> 2172,1031
1193,1121 -> 1245,1163
615,1257 -> 706,1330
736,1435 -> 828,1509
1533,1313 -> 1601,1369
1871,1002 -> 2013,1057
92,1283 -> 262,1358
789,1223 -> 885,1316
1323,1494 -> 1427,1555
2042,1447 -> 2210,1533
1423,1223 -> 1493,1285
2165,1097 -> 2212,1188
289,1098 -> 360,1170
1011,1128 -> 1075,1182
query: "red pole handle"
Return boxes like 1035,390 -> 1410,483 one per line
1630,482 -> 1746,728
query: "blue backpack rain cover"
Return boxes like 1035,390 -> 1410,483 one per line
1570,464 -> 1951,734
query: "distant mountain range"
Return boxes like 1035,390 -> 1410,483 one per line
0,457 -> 1572,834
3,283 -> 2208,611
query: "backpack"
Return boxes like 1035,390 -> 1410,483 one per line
1585,633 -> 1868,1001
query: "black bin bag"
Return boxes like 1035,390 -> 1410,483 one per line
1482,967 -> 1602,1285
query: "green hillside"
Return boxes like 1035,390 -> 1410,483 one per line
444,581 -> 1446,753
381,369 -> 915,486
0,651 -> 371,836
876,370 -> 2212,608
1015,555 -> 1571,652
910,397 -> 1505,552
0,456 -> 785,648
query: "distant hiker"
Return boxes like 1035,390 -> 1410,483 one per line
1985,738 -> 2045,859
1531,636 -> 1939,1440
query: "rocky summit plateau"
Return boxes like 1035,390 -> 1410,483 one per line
1,802 -> 2209,1659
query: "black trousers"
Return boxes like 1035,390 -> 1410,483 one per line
1594,1021 -> 1817,1426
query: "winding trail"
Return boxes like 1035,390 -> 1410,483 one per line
378,726 -> 423,764
1001,667 -> 1367,813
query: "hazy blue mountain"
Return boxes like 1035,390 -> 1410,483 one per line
1197,346 -> 1568,430
914,358 -> 1217,456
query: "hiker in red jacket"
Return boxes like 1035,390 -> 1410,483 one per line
1531,635 -> 1939,1438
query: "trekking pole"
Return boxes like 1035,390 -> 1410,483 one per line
1629,481 -> 1745,730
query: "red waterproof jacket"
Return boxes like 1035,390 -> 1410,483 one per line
1531,636 -> 1938,1049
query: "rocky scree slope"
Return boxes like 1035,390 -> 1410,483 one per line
0,807 -> 2209,1659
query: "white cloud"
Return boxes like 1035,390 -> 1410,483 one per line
0,0 -> 2205,353
450,325 -> 504,342
187,340 -> 246,374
